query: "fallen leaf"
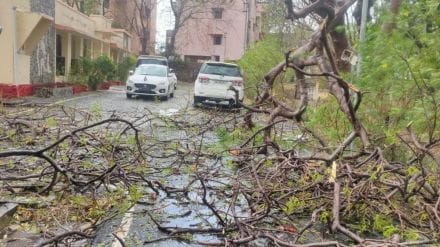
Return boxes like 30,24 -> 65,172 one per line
281,224 -> 297,233
229,149 -> 241,156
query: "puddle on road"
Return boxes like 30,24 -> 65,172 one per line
93,155 -> 245,246
159,108 -> 180,116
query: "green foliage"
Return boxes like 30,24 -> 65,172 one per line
209,126 -> 264,153
238,35 -> 285,99
373,214 -> 399,238
69,55 -> 116,90
80,0 -> 101,15
358,0 -> 440,143
128,185 -> 143,202
283,196 -> 306,215
45,117 -> 58,128
305,97 -> 352,145
69,57 -> 94,85
116,55 -> 136,82
319,210 -> 330,223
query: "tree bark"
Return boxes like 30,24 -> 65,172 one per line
383,0 -> 401,33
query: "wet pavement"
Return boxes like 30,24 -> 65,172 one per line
44,82 -> 244,246
63,83 -> 195,116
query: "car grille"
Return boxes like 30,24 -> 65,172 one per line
135,89 -> 156,94
135,83 -> 156,90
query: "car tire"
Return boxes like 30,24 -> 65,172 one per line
228,99 -> 235,109
161,92 -> 169,101
126,93 -> 133,99
194,96 -> 203,107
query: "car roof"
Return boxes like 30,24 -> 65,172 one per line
137,55 -> 167,60
203,61 -> 239,67
137,64 -> 167,68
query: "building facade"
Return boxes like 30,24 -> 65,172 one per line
0,0 -> 156,98
0,0 -> 54,96
105,0 -> 157,55
174,0 -> 264,62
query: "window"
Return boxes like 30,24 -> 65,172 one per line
56,35 -> 62,57
213,55 -> 220,61
184,55 -> 210,63
103,0 -> 109,8
135,65 -> 167,77
213,35 -> 223,45
200,63 -> 241,77
212,8 -> 223,19
123,34 -> 129,49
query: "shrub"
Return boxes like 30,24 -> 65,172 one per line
94,55 -> 115,82
68,55 -> 116,90
69,57 -> 94,86
116,56 -> 136,82
238,35 -> 286,99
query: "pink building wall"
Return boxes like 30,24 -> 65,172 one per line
175,0 -> 263,62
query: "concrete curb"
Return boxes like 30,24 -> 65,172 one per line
0,203 -> 18,232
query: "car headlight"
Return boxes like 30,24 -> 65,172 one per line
127,80 -> 134,84
157,81 -> 166,86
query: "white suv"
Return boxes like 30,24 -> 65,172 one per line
194,62 -> 244,108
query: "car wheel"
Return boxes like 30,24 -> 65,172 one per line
126,93 -> 133,99
194,96 -> 203,107
228,99 -> 236,109
161,91 -> 170,101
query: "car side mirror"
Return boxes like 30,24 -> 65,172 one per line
169,68 -> 175,74
129,70 -> 134,75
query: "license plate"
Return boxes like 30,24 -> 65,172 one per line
213,80 -> 226,84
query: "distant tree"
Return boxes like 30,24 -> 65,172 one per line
261,0 -> 313,48
109,0 -> 155,55
63,0 -> 101,15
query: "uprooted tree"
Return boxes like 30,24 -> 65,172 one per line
229,0 -> 439,245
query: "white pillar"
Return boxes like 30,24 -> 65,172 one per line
66,33 -> 72,76
79,37 -> 84,57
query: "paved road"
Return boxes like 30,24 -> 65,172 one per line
56,82 -> 237,247
63,82 -> 195,116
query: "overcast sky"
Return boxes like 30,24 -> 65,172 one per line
155,0 -> 174,52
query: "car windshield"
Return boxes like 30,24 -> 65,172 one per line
137,58 -> 167,67
134,65 -> 167,77
200,63 -> 241,77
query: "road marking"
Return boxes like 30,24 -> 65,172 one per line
5,94 -> 97,117
105,89 -> 125,94
111,207 -> 136,247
